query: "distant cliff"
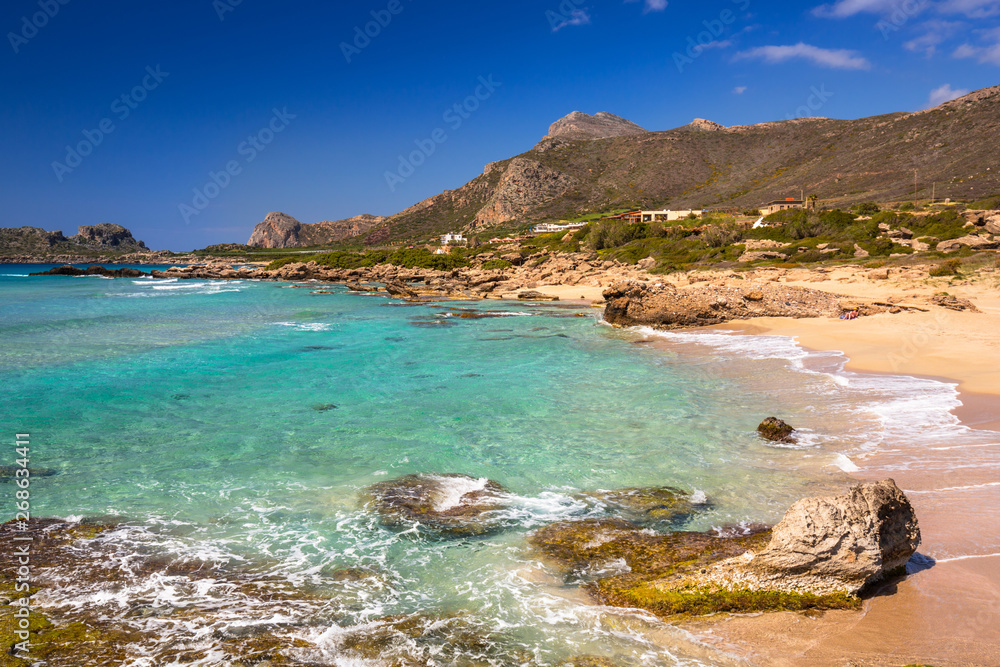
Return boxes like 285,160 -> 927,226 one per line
247,212 -> 386,249
0,223 -> 148,260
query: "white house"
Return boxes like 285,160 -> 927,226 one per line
441,233 -> 466,244
531,222 -> 587,234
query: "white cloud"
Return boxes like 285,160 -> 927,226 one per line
693,40 -> 733,54
926,83 -> 970,107
733,86 -> 748,94
624,0 -> 669,13
550,8 -> 591,32
812,0 -> 900,18
734,43 -> 872,69
951,26 -> 1000,63
904,20 -> 965,56
938,0 -> 1000,17
814,0 -> 1000,18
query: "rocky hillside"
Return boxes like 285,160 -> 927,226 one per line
360,85 -> 1000,244
0,224 -> 147,258
247,212 -> 385,248
544,111 -> 648,141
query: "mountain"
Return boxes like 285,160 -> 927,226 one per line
358,85 -> 1000,245
544,111 -> 649,141
247,212 -> 386,248
0,223 -> 147,257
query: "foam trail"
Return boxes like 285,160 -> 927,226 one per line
934,552 -> 1000,563
905,482 -> 1000,493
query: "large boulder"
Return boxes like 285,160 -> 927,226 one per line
937,235 -> 999,252
363,473 -> 512,537
746,479 -> 920,594
757,417 -> 794,442
601,280 -> 845,329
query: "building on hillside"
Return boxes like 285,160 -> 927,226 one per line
441,233 -> 466,244
759,198 -> 819,215
607,210 -> 705,223
531,222 -> 587,234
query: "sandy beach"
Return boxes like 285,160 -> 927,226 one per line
680,268 -> 1000,666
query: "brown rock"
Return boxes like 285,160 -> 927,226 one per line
747,479 -> 920,594
757,417 -> 794,442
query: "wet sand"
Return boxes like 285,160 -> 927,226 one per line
686,275 -> 1000,666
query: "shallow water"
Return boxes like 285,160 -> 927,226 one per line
2,265 -> 994,666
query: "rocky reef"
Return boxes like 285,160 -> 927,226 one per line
362,473 -> 513,537
530,480 -> 919,619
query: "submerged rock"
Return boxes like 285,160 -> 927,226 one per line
756,417 -> 795,442
363,473 -> 512,537
579,486 -> 705,525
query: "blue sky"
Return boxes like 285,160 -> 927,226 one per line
2,0 -> 999,250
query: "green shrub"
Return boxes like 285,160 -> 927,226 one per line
929,259 -> 962,277
968,194 -> 1000,210
899,202 -> 915,211
853,202 -> 881,215
481,259 -> 513,271
265,256 -> 302,271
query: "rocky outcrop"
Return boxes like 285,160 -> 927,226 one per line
362,473 -> 513,537
471,158 -> 575,230
757,417 -> 794,442
743,480 -> 920,594
529,480 -> 919,620
29,264 -> 148,278
577,486 -> 705,525
247,212 -> 387,248
69,223 -> 147,251
602,280 -> 848,329
545,111 -> 648,141
684,118 -> 726,132
299,214 -> 386,245
937,234 -> 999,252
247,212 -> 303,248
1,224 -> 149,259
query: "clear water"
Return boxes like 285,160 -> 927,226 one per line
0,264 -> 986,666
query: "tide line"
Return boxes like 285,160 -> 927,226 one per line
906,482 -> 1000,493
933,552 -> 1000,564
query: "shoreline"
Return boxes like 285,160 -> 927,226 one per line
685,297 -> 1000,665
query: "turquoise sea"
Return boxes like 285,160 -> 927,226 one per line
0,264 -> 976,665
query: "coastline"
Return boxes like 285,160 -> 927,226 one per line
683,278 -> 1000,666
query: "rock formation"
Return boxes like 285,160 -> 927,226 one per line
530,480 -> 920,620
471,158 -> 575,230
742,479 -> 920,594
247,212 -> 385,248
246,212 -> 304,249
757,417 -> 795,442
602,280 -> 848,329
545,111 -> 648,141
362,473 -> 513,537
69,223 -> 147,251
30,265 -> 147,278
